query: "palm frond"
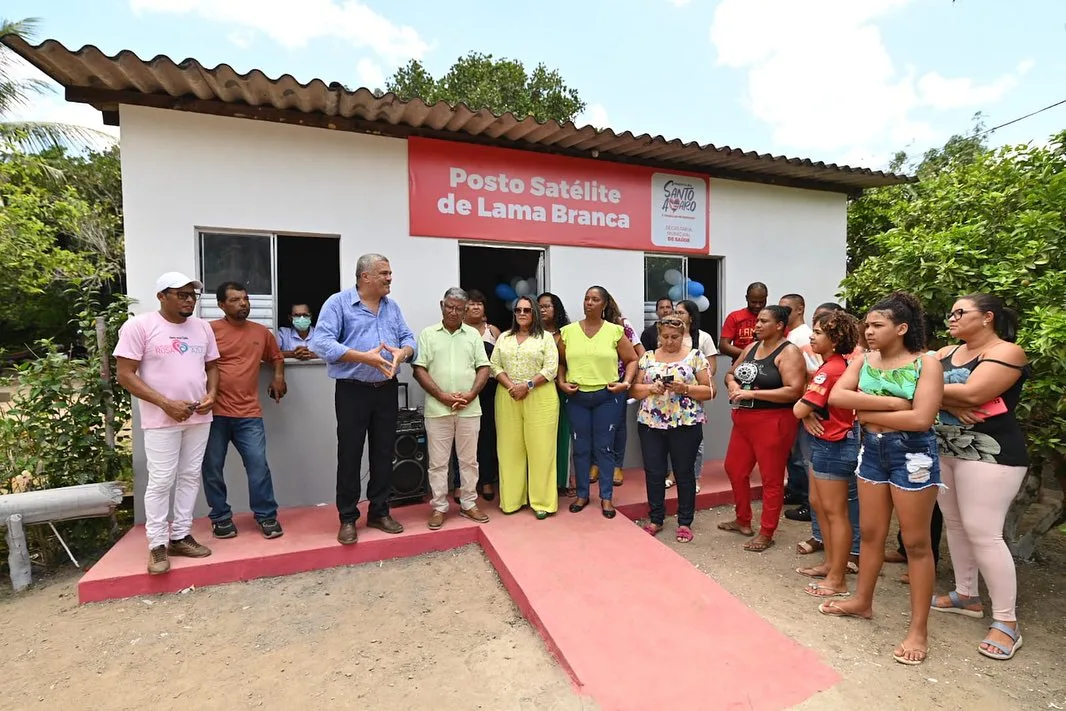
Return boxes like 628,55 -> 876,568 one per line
1,121 -> 116,153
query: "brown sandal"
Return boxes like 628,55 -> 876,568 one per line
717,520 -> 755,537
744,535 -> 775,552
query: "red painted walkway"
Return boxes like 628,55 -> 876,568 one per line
81,464 -> 839,710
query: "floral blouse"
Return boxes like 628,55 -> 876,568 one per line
617,317 -> 639,381
636,349 -> 709,430
489,331 -> 559,383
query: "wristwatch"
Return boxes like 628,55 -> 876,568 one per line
525,379 -> 535,390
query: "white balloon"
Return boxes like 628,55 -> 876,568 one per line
510,277 -> 522,289
664,268 -> 683,286
694,295 -> 711,312
514,279 -> 531,297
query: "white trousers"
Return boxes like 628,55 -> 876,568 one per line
426,415 -> 480,513
143,423 -> 211,549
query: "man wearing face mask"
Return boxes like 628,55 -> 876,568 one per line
276,304 -> 317,360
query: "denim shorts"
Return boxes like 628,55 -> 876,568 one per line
809,425 -> 860,480
857,429 -> 941,491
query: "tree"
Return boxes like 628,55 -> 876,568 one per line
1,17 -> 109,155
840,130 -> 1066,559
386,51 -> 586,124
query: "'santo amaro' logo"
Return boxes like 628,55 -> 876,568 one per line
661,179 -> 698,214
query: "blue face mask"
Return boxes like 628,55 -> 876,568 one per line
292,316 -> 312,331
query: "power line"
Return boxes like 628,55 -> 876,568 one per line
977,98 -> 1066,137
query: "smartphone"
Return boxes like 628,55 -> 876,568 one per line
188,401 -> 199,412
661,374 -> 674,384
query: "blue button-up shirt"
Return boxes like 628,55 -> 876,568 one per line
276,326 -> 315,352
311,288 -> 417,381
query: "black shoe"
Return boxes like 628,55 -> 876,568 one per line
784,504 -> 812,522
783,491 -> 806,506
211,519 -> 238,539
569,498 -> 589,513
258,518 -> 284,539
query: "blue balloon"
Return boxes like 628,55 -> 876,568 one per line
668,284 -> 684,302
688,280 -> 705,298
495,283 -> 517,301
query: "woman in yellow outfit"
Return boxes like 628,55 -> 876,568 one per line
490,296 -> 561,518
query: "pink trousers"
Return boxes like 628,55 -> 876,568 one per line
937,456 -> 1027,621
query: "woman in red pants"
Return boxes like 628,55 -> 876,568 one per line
720,304 -> 805,551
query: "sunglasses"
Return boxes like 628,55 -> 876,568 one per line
657,318 -> 684,327
169,290 -> 200,302
514,307 -> 533,315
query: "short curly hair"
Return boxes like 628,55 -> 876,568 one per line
814,309 -> 861,355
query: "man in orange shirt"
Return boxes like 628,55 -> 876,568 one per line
718,282 -> 767,360
202,281 -> 288,539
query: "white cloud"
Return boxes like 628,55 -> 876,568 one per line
576,103 -> 610,129
355,58 -> 385,89
709,0 -> 1027,166
2,56 -> 119,145
129,0 -> 429,66
227,29 -> 255,49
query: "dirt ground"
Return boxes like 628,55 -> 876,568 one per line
0,547 -> 593,711
1,511 -> 1063,711
671,506 -> 1066,711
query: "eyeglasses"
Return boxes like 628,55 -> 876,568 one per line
514,307 -> 533,315
946,308 -> 979,322
441,304 -> 466,313
168,290 -> 200,302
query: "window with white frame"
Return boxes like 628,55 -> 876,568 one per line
643,254 -> 723,340
197,230 -> 341,331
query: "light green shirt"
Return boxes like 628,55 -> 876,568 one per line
413,322 -> 491,418
560,322 -> 623,392
490,331 -> 559,383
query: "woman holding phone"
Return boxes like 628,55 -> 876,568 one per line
930,293 -> 1029,661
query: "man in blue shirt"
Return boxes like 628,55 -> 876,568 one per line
311,253 -> 416,545
275,303 -> 317,360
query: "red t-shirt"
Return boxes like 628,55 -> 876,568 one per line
800,353 -> 855,441
721,308 -> 758,349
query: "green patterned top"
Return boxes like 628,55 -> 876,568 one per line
858,354 -> 921,399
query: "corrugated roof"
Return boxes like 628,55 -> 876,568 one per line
2,35 -> 914,193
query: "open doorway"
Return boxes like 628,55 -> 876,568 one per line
459,244 -> 545,331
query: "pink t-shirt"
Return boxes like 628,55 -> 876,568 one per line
113,312 -> 220,429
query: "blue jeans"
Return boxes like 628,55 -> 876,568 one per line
786,430 -> 810,501
566,389 -> 623,501
858,429 -> 941,491
610,392 -> 628,471
810,475 -> 860,556
202,416 -> 279,522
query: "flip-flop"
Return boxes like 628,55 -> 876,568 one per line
804,583 -> 850,599
892,647 -> 927,666
796,538 -> 823,554
675,526 -> 694,543
817,601 -> 871,619
664,478 -> 676,489
930,590 -> 984,618
978,622 -> 1023,661
795,566 -> 828,579
642,522 -> 663,536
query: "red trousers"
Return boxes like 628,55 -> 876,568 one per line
724,407 -> 798,538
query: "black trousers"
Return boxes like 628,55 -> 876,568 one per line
638,422 -> 703,527
896,501 -> 944,566
335,379 -> 398,523
449,379 -> 499,490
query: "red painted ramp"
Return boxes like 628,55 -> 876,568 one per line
481,512 -> 839,711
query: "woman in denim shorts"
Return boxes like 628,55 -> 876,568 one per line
822,292 -> 944,667
792,309 -> 862,599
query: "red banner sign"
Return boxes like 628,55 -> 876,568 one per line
408,137 -> 709,253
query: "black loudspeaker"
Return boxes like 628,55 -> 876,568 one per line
390,383 -> 429,506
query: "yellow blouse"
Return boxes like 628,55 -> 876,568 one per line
490,331 -> 559,383
560,322 -> 623,391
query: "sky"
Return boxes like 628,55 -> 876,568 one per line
5,0 -> 1065,170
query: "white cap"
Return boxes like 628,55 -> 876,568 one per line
155,271 -> 203,294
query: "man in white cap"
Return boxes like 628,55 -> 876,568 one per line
115,272 -> 220,574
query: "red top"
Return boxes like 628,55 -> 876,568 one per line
721,308 -> 758,349
800,353 -> 855,441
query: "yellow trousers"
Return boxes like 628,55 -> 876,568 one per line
495,383 -> 560,514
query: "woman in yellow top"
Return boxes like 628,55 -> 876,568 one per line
558,286 -> 639,518
490,296 -> 561,518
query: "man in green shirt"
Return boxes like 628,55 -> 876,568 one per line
412,288 -> 492,530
